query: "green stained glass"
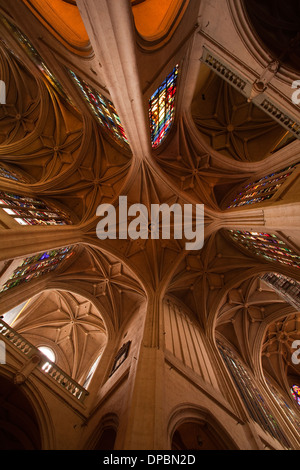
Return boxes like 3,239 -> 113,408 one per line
0,246 -> 74,293
227,164 -> 298,209
218,342 -> 290,448
68,69 -> 129,147
291,385 -> 300,406
229,230 -> 300,269
149,65 -> 179,148
0,15 -> 73,105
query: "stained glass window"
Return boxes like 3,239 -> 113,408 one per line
0,191 -> 72,226
0,246 -> 74,293
267,380 -> 300,433
68,69 -> 129,147
261,273 -> 300,310
0,15 -> 73,105
149,64 -> 179,149
227,163 -> 298,209
228,230 -> 300,269
218,341 -> 290,448
0,165 -> 27,183
291,385 -> 300,406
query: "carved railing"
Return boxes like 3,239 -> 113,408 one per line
0,319 -> 88,403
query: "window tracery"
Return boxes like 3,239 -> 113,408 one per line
149,64 -> 179,148
0,246 -> 74,293
228,230 -> 300,269
68,69 -> 129,147
0,14 -> 73,105
0,192 -> 72,226
291,385 -> 300,406
266,380 -> 300,432
227,164 -> 298,209
0,165 -> 27,183
218,341 -> 290,448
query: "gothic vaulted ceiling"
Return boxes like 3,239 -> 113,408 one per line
0,0 -> 299,405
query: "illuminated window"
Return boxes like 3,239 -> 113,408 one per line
0,165 -> 27,183
291,385 -> 300,406
38,346 -> 56,372
0,246 -> 74,293
0,15 -> 73,105
149,64 -> 179,148
68,69 -> 129,147
38,346 -> 55,362
227,163 -> 298,209
266,380 -> 300,431
0,191 -> 71,226
218,341 -> 290,448
266,380 -> 300,432
228,230 -> 300,269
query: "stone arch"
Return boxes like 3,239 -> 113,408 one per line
227,0 -> 298,81
168,404 -> 240,450
132,0 -> 190,46
21,0 -> 91,57
83,413 -> 119,450
0,370 -> 54,449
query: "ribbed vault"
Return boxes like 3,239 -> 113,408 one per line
12,289 -> 108,384
0,0 -> 299,450
191,67 -> 291,162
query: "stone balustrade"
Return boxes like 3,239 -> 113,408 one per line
0,319 -> 88,403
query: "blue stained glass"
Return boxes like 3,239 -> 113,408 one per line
218,342 -> 290,448
149,65 -> 179,149
291,385 -> 300,406
0,165 -> 25,182
228,230 -> 300,269
227,164 -> 298,209
0,246 -> 74,293
0,15 -> 74,106
0,192 -> 71,226
68,69 -> 129,147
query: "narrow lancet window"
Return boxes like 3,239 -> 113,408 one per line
0,14 -> 73,105
149,64 -> 179,148
68,70 -> 129,147
218,341 -> 290,448
291,385 -> 300,406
